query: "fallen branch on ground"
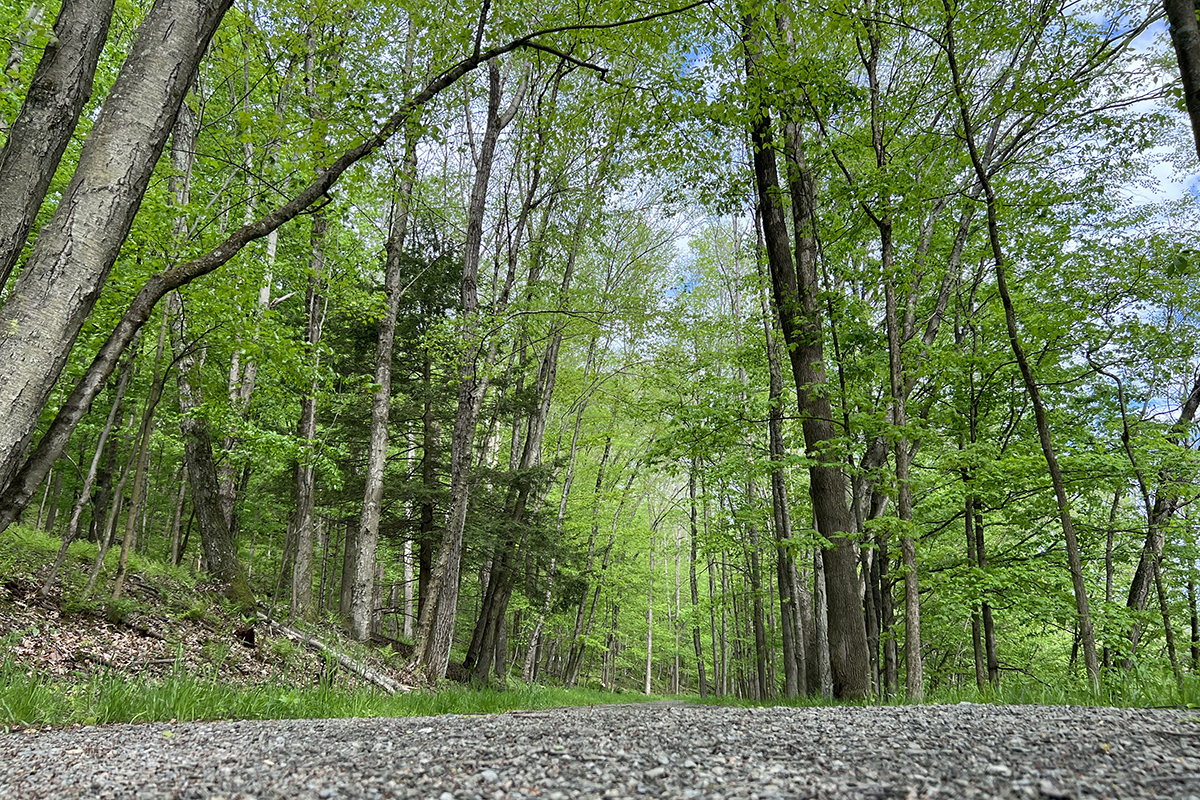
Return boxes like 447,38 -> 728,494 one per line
257,614 -> 412,695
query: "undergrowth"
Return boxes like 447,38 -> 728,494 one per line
2,524 -> 1196,730
0,659 -> 665,729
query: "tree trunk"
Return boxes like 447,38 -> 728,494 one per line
412,61 -> 520,681
1155,561 -> 1185,691
645,531 -> 654,696
291,30 -> 338,621
813,549 -> 833,698
0,0 -> 232,494
171,291 -> 252,609
40,469 -> 62,533
966,494 -> 986,692
0,0 -> 115,290
40,345 -> 135,596
350,129 -> 418,640
523,335 -> 601,680
1126,377 -> 1200,641
169,465 -> 189,566
688,463 -> 709,698
944,4 -> 1099,688
111,309 -> 171,602
469,147 -> 594,682
744,90 -> 870,700
1187,574 -> 1199,672
1165,0 -> 1200,161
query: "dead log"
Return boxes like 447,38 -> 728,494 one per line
257,613 -> 412,694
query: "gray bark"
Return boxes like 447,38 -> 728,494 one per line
1166,0 -> 1200,160
0,0 -> 232,493
412,61 -> 516,681
0,7 -> 694,531
351,129 -> 418,641
39,343 -> 134,596
0,0 -> 115,291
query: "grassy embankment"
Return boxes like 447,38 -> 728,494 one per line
1,524 -> 1195,729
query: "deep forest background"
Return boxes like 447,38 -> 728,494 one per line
0,0 -> 1198,703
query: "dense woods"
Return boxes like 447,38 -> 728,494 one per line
1,0 -> 1198,703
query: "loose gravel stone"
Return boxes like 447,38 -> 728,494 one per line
2,703 -> 1199,798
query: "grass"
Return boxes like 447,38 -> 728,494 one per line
0,658 -> 676,729
4,523 -> 1197,730
8,655 -> 1195,730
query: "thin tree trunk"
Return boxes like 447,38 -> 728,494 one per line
169,466 -> 188,565
813,549 -> 833,698
350,128 -> 418,640
944,4 -> 1099,688
40,347 -> 135,596
110,308 -> 171,602
1187,573 -> 1199,672
645,531 -> 654,696
966,494 -> 986,692
1155,562 -> 1185,691
412,62 -> 521,681
82,411 -> 136,599
1125,377 -> 1200,645
523,335 -> 601,681
35,468 -> 53,531
689,463 -> 708,699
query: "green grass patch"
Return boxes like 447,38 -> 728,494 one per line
0,659 -> 685,729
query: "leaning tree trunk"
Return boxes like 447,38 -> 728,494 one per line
411,61 -> 519,682
0,8 -> 618,534
944,1 -> 1099,687
0,0 -> 233,494
469,156 -> 597,682
1165,0 -> 1200,161
0,0 -> 115,291
39,343 -> 135,596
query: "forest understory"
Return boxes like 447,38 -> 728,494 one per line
2,0 -> 1200,722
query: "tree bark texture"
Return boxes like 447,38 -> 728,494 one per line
0,7 -> 681,531
0,0 -> 232,494
744,24 -> 870,697
351,130 -> 418,641
944,0 -> 1099,687
411,61 -> 513,681
171,294 -> 252,609
0,0 -> 115,291
1165,0 -> 1200,160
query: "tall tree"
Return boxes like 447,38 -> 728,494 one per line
743,10 -> 871,699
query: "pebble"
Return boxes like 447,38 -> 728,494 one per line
1,704 -> 1197,798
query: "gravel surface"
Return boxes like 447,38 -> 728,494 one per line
2,702 -> 1199,799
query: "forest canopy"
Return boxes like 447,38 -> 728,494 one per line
0,0 -> 1197,701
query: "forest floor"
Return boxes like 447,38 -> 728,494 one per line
0,525 -> 658,730
0,525 -> 425,715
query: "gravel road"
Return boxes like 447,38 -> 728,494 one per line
2,702 -> 1199,799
